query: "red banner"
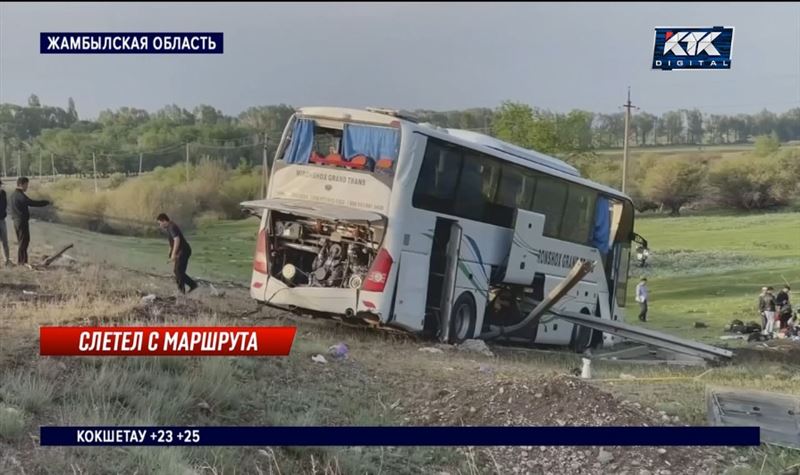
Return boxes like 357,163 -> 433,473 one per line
40,326 -> 297,356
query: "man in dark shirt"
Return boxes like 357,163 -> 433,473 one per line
10,177 -> 51,267
776,285 -> 791,329
0,179 -> 11,266
157,213 -> 198,294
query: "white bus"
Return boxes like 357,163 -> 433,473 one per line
243,107 -> 635,351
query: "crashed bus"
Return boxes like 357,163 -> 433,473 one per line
242,107 -> 635,351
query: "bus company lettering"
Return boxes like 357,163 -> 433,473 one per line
537,250 -> 581,269
295,169 -> 366,186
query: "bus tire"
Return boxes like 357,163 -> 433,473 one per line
449,292 -> 477,344
570,307 -> 593,353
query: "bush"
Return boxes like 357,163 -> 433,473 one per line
709,156 -> 777,209
641,158 -> 708,216
753,132 -> 780,157
108,172 -> 126,189
35,162 -> 266,236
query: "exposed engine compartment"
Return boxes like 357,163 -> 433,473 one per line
268,211 -> 381,289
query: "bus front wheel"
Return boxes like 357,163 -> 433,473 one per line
448,292 -> 477,344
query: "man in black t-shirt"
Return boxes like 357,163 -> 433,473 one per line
157,213 -> 198,295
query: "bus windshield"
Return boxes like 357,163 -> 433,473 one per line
280,117 -> 400,175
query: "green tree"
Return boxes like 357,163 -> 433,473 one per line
27,94 -> 41,107
642,159 -> 707,216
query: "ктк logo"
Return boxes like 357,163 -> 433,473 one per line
652,26 -> 733,71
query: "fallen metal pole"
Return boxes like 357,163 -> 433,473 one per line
553,309 -> 733,361
482,259 -> 594,339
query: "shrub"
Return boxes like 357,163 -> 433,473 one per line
108,172 -> 126,189
641,158 -> 708,216
709,156 -> 777,210
753,132 -> 780,157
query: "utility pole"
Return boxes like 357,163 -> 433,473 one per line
261,132 -> 269,199
1,140 -> 6,177
621,87 -> 638,194
17,151 -> 21,177
92,152 -> 98,193
185,143 -> 190,183
138,152 -> 143,175
38,154 -> 42,179
50,153 -> 55,177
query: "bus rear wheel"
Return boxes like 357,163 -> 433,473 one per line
449,292 -> 477,344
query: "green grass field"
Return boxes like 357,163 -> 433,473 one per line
630,212 -> 800,343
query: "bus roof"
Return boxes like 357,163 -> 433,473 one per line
443,128 -> 580,177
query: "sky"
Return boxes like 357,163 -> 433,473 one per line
1,2 -> 799,119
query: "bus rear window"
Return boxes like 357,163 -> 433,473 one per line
281,118 -> 400,174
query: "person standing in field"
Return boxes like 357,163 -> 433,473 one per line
762,286 -> 777,336
636,277 -> 649,322
776,285 -> 791,331
758,286 -> 768,331
10,177 -> 51,268
157,213 -> 198,295
0,179 -> 12,266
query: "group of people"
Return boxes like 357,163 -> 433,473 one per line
0,177 -> 196,296
758,285 -> 796,337
0,177 -> 51,269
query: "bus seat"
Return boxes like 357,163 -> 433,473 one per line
310,151 -> 326,164
376,158 -> 393,170
349,155 -> 369,169
325,153 -> 345,167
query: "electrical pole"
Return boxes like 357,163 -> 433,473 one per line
185,143 -> 190,183
1,140 -> 6,177
17,151 -> 21,177
261,132 -> 269,199
621,87 -> 638,194
39,154 -> 42,179
138,152 -> 143,175
51,153 -> 55,177
92,152 -> 98,193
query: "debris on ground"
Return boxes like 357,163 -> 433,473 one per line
694,321 -> 707,328
419,347 -> 444,354
311,354 -> 327,364
209,283 -> 226,298
328,343 -> 349,360
401,374 -> 722,474
457,339 -> 495,357
140,294 -> 157,304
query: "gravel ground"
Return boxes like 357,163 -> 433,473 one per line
405,374 -> 730,474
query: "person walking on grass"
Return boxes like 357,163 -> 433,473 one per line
636,277 -> 649,322
0,179 -> 12,267
10,177 -> 51,268
157,213 -> 198,295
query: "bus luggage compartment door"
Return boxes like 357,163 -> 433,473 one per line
502,209 -> 545,285
392,251 -> 431,332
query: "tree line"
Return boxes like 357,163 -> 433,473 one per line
0,96 -> 798,215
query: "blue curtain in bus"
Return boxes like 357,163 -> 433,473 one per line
284,119 -> 314,164
342,124 -> 399,162
592,196 -> 611,255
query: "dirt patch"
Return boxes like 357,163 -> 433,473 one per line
733,339 -> 800,365
402,373 -> 726,474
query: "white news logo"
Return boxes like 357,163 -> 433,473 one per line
663,31 -> 721,56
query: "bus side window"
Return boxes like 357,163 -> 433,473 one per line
561,184 -> 597,244
412,141 -> 462,214
453,153 -> 486,221
530,177 -> 568,238
496,165 -> 524,227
